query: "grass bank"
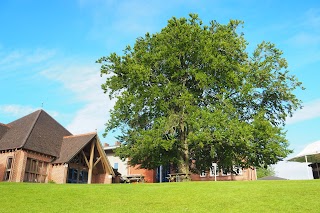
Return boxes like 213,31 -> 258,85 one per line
0,180 -> 319,212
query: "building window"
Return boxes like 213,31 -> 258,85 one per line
79,170 -> 88,183
209,165 -> 219,177
200,170 -> 206,177
23,158 -> 48,183
114,163 -> 119,170
3,157 -> 13,181
233,166 -> 242,175
67,168 -> 88,183
222,168 -> 231,176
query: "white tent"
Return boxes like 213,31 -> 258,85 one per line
288,140 -> 320,163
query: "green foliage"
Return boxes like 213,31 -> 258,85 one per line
98,14 -> 303,172
257,166 -> 276,178
1,181 -> 320,212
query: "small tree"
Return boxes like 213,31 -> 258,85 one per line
98,14 -> 303,174
257,167 -> 276,178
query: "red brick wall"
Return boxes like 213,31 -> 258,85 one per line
92,173 -> 113,184
11,150 -> 26,182
191,173 -> 244,181
129,165 -> 156,183
49,164 -> 68,184
191,168 -> 257,181
0,163 -> 4,181
0,150 -> 53,182
0,151 -> 14,181
1,150 -> 115,184
243,167 -> 257,180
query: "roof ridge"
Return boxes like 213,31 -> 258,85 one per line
0,123 -> 11,128
54,133 -> 97,164
63,132 -> 96,138
21,110 -> 42,148
39,110 -> 72,136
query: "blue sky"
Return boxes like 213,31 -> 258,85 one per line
1,0 -> 320,179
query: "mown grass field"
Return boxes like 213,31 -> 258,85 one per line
0,180 -> 319,213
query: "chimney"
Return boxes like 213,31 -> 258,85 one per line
104,143 -> 109,148
115,141 -> 121,146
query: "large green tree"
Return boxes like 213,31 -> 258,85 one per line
98,14 -> 303,174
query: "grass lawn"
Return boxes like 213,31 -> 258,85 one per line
1,180 -> 319,213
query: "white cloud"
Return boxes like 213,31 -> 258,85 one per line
41,62 -> 104,101
0,47 -> 114,138
286,99 -> 320,125
81,0 -> 171,45
287,32 -> 320,47
0,105 -> 40,118
0,48 -> 57,74
25,49 -> 57,64
41,59 -> 116,136
66,101 -> 114,134
0,48 -> 56,66
0,104 -> 59,119
0,51 -> 23,66
284,8 -> 320,67
112,1 -> 162,34
0,45 -> 115,139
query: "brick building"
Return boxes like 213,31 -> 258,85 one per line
104,144 -> 156,183
0,110 -> 114,184
104,143 -> 256,183
190,165 -> 257,181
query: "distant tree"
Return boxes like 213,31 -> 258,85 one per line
98,14 -> 303,174
257,167 -> 276,178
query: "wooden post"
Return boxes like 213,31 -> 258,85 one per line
81,150 -> 89,167
88,140 -> 95,184
93,157 -> 101,167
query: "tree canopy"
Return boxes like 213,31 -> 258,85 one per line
98,14 -> 303,174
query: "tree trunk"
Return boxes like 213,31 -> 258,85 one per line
183,140 -> 189,174
179,122 -> 189,175
179,78 -> 189,175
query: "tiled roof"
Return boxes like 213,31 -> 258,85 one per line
53,133 -> 96,164
0,110 -> 72,157
0,123 -> 10,140
0,110 -> 114,176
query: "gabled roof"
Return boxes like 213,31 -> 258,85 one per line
0,123 -> 10,140
0,110 -> 114,176
0,110 -> 72,157
54,132 -> 115,176
54,132 -> 96,164
288,140 -> 320,163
